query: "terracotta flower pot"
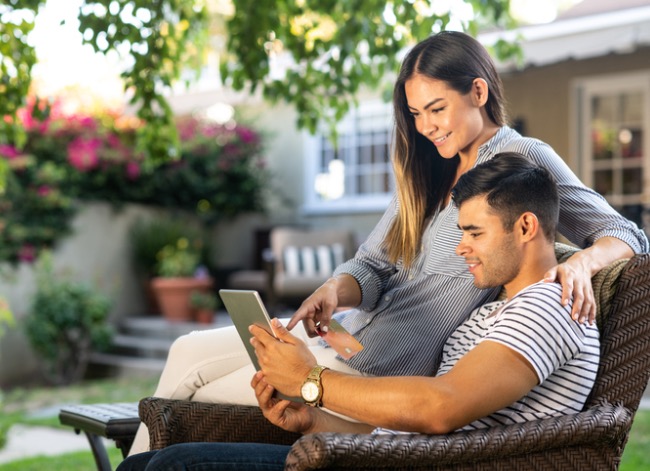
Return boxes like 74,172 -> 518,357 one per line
150,277 -> 214,322
193,308 -> 215,324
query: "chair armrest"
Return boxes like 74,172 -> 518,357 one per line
139,397 -> 301,450
285,400 -> 632,470
140,397 -> 631,470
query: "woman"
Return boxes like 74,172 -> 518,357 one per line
128,30 -> 648,455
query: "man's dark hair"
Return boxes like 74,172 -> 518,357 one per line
451,152 -> 559,241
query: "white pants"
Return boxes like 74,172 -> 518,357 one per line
129,319 -> 361,455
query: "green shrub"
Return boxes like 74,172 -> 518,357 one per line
129,218 -> 209,278
24,252 -> 113,385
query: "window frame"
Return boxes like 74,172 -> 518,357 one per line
302,100 -> 395,215
571,70 -> 650,222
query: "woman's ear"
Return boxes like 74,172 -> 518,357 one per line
472,78 -> 489,107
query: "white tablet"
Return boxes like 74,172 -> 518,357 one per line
218,289 -> 301,402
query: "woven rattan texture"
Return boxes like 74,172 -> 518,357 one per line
140,399 -> 301,450
139,253 -> 650,470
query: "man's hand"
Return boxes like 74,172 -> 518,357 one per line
544,256 -> 596,324
251,371 -> 316,434
250,318 -> 316,397
286,277 -> 340,336
252,370 -> 375,435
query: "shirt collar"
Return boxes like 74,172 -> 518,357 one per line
475,126 -> 517,166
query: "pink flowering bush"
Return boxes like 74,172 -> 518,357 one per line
0,97 -> 269,265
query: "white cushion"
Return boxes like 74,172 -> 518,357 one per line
282,243 -> 345,277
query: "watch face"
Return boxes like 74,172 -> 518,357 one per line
301,381 -> 320,402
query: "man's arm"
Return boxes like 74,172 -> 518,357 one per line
317,341 -> 537,434
251,321 -> 538,434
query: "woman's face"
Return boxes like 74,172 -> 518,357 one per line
404,74 -> 488,161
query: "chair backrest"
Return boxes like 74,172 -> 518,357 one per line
585,253 -> 650,412
269,226 -> 356,276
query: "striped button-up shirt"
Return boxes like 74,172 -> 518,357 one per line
332,126 -> 648,377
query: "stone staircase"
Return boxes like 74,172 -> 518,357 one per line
89,312 -> 234,374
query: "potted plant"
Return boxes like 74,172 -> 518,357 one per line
24,251 -> 113,385
189,290 -> 220,324
129,218 -> 215,313
150,237 -> 214,322
129,218 -> 197,312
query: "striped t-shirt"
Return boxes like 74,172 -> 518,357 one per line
439,281 -> 600,430
372,281 -> 600,435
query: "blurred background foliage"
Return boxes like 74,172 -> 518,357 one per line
24,251 -> 113,385
0,0 -> 516,164
0,97 -> 268,265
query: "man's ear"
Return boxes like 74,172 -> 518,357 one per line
517,212 -> 539,241
471,78 -> 489,107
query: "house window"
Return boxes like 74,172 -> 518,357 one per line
303,100 -> 394,214
573,71 -> 650,227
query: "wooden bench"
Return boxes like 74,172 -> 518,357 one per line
58,402 -> 140,471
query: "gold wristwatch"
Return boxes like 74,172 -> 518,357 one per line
300,365 -> 329,407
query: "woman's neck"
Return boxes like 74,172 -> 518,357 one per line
457,124 -> 500,175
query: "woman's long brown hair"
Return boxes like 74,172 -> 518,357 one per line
385,31 -> 507,267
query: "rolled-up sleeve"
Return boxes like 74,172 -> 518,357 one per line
333,196 -> 400,310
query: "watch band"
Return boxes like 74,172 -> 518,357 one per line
307,365 -> 328,381
303,365 -> 328,407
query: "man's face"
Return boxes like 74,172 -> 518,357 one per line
455,195 -> 521,289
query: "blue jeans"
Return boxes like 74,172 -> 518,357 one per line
117,443 -> 291,470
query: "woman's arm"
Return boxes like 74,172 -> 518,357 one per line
330,194 -> 401,310
287,195 -> 401,334
523,139 -> 648,322
287,274 -> 362,335
526,140 -> 648,253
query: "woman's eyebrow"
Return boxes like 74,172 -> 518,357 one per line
408,97 -> 443,112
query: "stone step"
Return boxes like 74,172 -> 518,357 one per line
88,314 -> 233,368
89,352 -> 166,372
110,334 -> 174,356
119,313 -> 233,339
89,314 -> 236,375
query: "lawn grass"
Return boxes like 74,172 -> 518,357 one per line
620,409 -> 650,470
0,375 -> 648,470
0,372 -> 159,470
0,447 -> 124,470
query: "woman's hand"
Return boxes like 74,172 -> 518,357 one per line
545,237 -> 636,325
252,371 -> 316,434
286,277 -> 342,336
544,255 -> 596,324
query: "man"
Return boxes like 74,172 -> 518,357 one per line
117,153 -> 600,470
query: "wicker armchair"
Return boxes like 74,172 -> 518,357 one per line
138,250 -> 650,470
